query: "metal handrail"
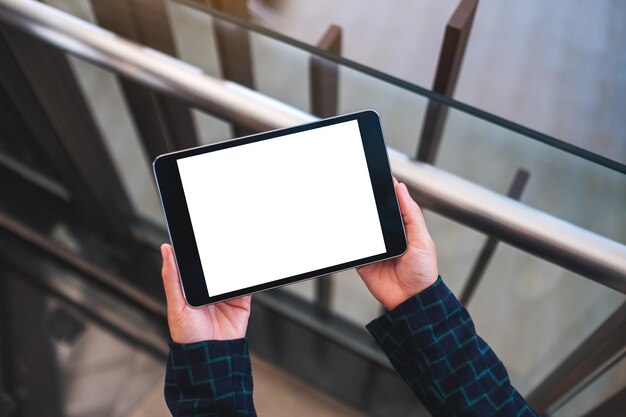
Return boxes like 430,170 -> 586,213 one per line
0,0 -> 624,292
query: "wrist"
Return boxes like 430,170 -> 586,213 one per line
383,276 -> 439,310
170,328 -> 246,343
382,292 -> 413,311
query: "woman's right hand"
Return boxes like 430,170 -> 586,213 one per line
356,180 -> 439,310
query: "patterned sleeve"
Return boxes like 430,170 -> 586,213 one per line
165,338 -> 257,417
366,277 -> 539,417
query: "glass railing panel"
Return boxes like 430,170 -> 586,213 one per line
437,106 -> 626,242
168,1 -> 624,165
43,0 -> 626,176
468,242 -> 625,395
165,1 -> 626,239
28,2 -> 625,410
167,0 -> 430,156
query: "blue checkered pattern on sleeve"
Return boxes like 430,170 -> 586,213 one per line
165,338 -> 256,417
367,277 -> 539,417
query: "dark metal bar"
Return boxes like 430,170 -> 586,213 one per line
196,0 -> 255,137
416,0 -> 478,163
314,275 -> 333,315
0,134 -> 64,417
0,267 -> 64,417
0,155 -> 71,241
526,302 -> 626,414
0,77 -> 58,182
0,23 -> 135,243
579,384 -> 626,417
310,24 -> 341,118
90,0 -> 198,158
459,168 -> 529,304
0,266 -> 17,417
206,0 -> 254,88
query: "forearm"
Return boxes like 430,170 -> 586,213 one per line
165,338 -> 256,417
367,277 -> 538,417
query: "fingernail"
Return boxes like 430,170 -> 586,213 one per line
160,244 -> 168,261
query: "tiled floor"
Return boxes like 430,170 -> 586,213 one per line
41,0 -> 626,416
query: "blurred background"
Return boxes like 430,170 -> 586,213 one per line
0,0 -> 624,416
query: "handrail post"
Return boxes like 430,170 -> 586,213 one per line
310,24 -> 341,118
417,0 -> 478,163
201,0 -> 255,137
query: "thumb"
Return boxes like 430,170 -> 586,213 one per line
161,244 -> 187,313
396,183 -> 430,247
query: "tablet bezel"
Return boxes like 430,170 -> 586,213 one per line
154,110 -> 406,307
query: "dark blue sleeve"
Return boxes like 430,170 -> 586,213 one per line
367,277 -> 539,417
165,338 -> 257,417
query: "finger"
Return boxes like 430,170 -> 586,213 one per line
226,295 -> 252,311
392,176 -> 399,187
396,183 -> 430,245
161,244 -> 187,312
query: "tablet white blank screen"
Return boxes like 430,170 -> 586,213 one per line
177,120 -> 386,296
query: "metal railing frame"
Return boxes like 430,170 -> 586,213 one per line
0,0 -> 623,292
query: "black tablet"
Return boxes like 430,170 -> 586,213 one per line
154,110 -> 406,307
